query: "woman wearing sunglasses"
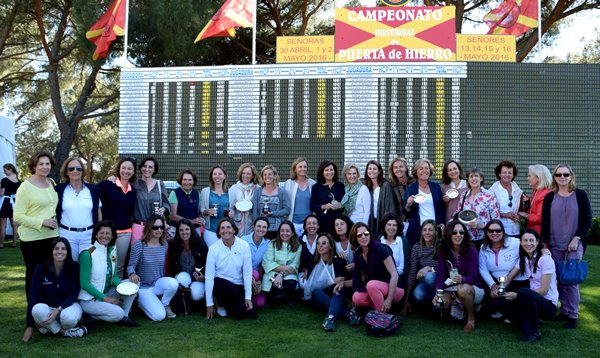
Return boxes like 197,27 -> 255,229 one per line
304,233 -> 358,332
350,222 -> 404,313
55,157 -> 101,261
490,160 -> 522,238
541,164 -> 592,329
479,220 -> 528,319
434,220 -> 483,332
127,214 -> 178,321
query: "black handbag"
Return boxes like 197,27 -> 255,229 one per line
170,287 -> 192,315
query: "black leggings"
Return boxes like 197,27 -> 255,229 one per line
214,277 -> 254,320
20,237 -> 55,300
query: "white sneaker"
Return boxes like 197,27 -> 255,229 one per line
165,306 -> 176,319
216,307 -> 228,317
63,326 -> 87,338
491,311 -> 503,319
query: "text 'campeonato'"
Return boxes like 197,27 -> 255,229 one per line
347,8 -> 444,22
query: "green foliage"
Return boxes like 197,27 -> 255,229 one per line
588,217 -> 600,245
1,245 -> 600,356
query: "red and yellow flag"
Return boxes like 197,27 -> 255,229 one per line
484,0 -> 538,36
194,0 -> 255,43
86,0 -> 126,60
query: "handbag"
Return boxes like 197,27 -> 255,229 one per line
557,252 -> 588,285
364,310 -> 402,337
170,287 -> 192,315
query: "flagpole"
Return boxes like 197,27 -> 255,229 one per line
252,0 -> 257,64
537,0 -> 542,63
123,0 -> 130,65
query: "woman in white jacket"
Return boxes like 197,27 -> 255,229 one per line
284,157 -> 316,236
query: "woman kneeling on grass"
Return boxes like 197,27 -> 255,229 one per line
127,214 -> 178,321
79,221 -> 138,327
433,220 -> 484,333
205,218 -> 257,320
502,229 -> 558,342
261,221 -> 301,305
351,222 -> 404,313
23,238 -> 86,342
304,233 -> 359,332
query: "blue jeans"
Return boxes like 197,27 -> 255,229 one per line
413,271 -> 436,302
310,287 -> 348,319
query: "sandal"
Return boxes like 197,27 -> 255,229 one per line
464,321 -> 475,333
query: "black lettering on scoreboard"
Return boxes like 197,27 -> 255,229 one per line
119,63 -> 466,184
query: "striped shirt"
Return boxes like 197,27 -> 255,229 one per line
127,241 -> 168,287
407,244 -> 437,288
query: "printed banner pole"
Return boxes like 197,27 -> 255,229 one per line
537,0 -> 542,62
123,0 -> 130,65
252,1 -> 256,64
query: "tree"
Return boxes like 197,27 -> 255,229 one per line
544,28 -> 600,62
1,0 -> 121,181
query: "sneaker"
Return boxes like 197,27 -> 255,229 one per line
519,331 -> 541,343
216,307 -> 228,317
504,318 -> 512,324
165,306 -> 176,319
63,326 -> 87,338
490,311 -> 503,319
347,309 -> 361,327
563,318 -> 578,329
118,317 -> 139,327
323,315 -> 336,332
38,327 -> 49,335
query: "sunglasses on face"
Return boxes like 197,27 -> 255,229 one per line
317,241 -> 329,246
356,231 -> 370,238
152,225 -> 165,230
487,229 -> 502,233
554,173 -> 570,178
452,231 -> 465,235
67,166 -> 83,172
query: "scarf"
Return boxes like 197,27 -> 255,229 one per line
341,182 -> 362,214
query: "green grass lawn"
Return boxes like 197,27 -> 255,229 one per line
1,244 -> 598,357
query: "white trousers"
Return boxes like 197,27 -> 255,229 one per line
204,230 -> 218,248
80,286 -> 135,322
175,272 -> 205,301
60,229 -> 93,262
32,303 -> 82,334
137,277 -> 178,321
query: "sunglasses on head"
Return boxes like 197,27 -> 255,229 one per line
452,230 -> 465,235
67,166 -> 83,172
554,173 -> 570,178
152,225 -> 165,230
356,231 -> 370,238
487,229 -> 502,233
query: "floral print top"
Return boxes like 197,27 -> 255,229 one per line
454,188 -> 500,242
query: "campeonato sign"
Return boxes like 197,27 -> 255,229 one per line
335,6 -> 456,62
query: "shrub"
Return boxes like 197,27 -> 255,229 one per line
588,217 -> 600,246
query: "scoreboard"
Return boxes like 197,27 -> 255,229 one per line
119,62 -> 466,179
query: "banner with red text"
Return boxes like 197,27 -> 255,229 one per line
335,6 -> 456,62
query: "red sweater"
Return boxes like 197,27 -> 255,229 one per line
526,188 -> 551,235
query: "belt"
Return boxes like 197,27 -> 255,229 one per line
60,224 -> 94,232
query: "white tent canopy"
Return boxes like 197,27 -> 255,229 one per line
0,115 -> 16,236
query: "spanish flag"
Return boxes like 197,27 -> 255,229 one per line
194,0 -> 255,43
86,0 -> 126,60
484,0 -> 538,37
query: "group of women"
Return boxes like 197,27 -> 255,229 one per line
11,151 -> 591,342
